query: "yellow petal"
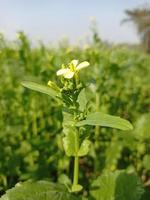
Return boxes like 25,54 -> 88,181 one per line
71,60 -> 79,67
56,68 -> 68,76
76,61 -> 90,70
64,69 -> 75,79
64,71 -> 75,79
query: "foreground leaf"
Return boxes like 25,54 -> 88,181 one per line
62,112 -> 77,156
90,170 -> 144,200
62,112 -> 90,157
0,181 -> 79,200
21,81 -> 61,99
78,139 -> 91,157
63,128 -> 77,156
76,112 -> 133,131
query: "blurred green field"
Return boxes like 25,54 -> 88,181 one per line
0,32 -> 150,197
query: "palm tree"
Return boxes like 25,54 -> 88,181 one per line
123,7 -> 150,53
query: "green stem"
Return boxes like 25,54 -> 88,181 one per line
95,91 -> 100,139
73,129 -> 79,187
73,156 -> 79,186
94,91 -> 100,173
71,129 -> 83,192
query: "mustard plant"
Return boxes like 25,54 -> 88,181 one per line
21,59 -> 133,193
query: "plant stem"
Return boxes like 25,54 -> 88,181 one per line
95,91 -> 100,139
94,91 -> 100,173
73,156 -> 79,186
73,129 -> 79,187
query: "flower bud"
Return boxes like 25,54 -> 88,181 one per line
47,81 -> 60,92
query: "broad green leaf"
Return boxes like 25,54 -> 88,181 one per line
76,112 -> 133,131
78,139 -> 91,157
0,181 -> 79,200
90,170 -> 144,200
63,132 -> 91,157
115,172 -> 144,200
63,128 -> 77,156
77,89 -> 88,111
90,171 -> 118,200
62,112 -> 77,156
62,112 -> 90,157
21,81 -> 61,99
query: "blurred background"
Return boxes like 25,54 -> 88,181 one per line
0,0 -> 150,198
0,0 -> 149,44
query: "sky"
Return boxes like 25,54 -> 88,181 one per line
0,0 -> 150,44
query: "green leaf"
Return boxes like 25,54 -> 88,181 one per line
77,89 -> 88,111
62,112 -> 77,156
71,184 -> 83,192
63,111 -> 75,127
78,140 -> 91,157
21,81 -> 61,99
0,181 -> 79,200
63,128 -> 77,157
58,174 -> 72,192
63,134 -> 91,157
58,174 -> 71,186
90,170 -> 144,200
76,112 -> 133,131
62,112 -> 90,157
90,171 -> 118,200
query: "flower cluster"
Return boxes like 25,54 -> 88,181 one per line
56,60 -> 89,79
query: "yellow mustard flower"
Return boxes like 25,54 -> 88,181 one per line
56,60 -> 90,79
